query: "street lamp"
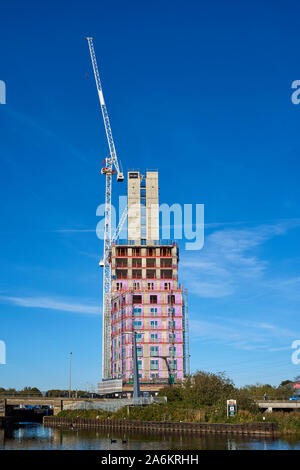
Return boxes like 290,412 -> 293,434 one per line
132,331 -> 140,399
121,331 -> 140,399
69,352 -> 72,398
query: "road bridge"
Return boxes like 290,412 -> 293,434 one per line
257,400 -> 300,412
0,397 -> 110,415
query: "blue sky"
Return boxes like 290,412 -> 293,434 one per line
1,0 -> 300,390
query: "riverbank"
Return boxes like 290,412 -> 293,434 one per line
54,406 -> 300,436
44,416 -> 278,436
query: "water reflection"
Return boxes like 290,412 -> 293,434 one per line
0,423 -> 299,450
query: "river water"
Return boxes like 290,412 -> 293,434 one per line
0,422 -> 300,450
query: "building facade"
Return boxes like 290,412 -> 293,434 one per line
107,171 -> 187,389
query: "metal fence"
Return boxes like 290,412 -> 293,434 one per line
63,396 -> 167,413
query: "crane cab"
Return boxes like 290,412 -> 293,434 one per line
101,167 -> 115,175
117,172 -> 124,182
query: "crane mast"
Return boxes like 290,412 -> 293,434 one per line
87,37 -> 124,380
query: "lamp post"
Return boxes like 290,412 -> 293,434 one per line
69,352 -> 72,398
132,331 -> 140,399
121,331 -> 140,398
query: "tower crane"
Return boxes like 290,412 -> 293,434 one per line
87,37 -> 124,380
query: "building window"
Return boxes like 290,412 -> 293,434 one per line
161,270 -> 172,279
133,307 -> 142,316
117,269 -> 127,279
150,346 -> 159,356
133,281 -> 140,290
146,270 -> 156,279
137,360 -> 142,369
116,258 -> 128,267
132,247 -> 141,256
147,247 -> 155,257
136,334 -> 143,342
150,320 -> 158,329
169,346 -> 176,357
133,295 -> 142,304
168,307 -> 175,315
150,333 -> 158,342
168,294 -> 176,305
116,282 -> 123,291
161,258 -> 172,268
168,320 -> 176,330
150,360 -> 159,370
148,282 -> 154,290
169,359 -> 177,370
160,247 -> 171,257
133,320 -> 142,329
137,346 -> 143,357
132,269 -> 142,279
150,295 -> 157,304
132,258 -> 142,268
146,258 -> 156,267
151,373 -> 159,379
150,307 -> 158,315
169,333 -> 176,342
116,247 -> 128,257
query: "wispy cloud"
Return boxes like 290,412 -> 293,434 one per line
190,317 -> 299,351
181,221 -> 299,298
0,296 -> 100,315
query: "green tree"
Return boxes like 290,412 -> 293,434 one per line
280,380 -> 293,387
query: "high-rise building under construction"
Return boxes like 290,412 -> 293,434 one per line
109,171 -> 188,390
86,40 -> 188,394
